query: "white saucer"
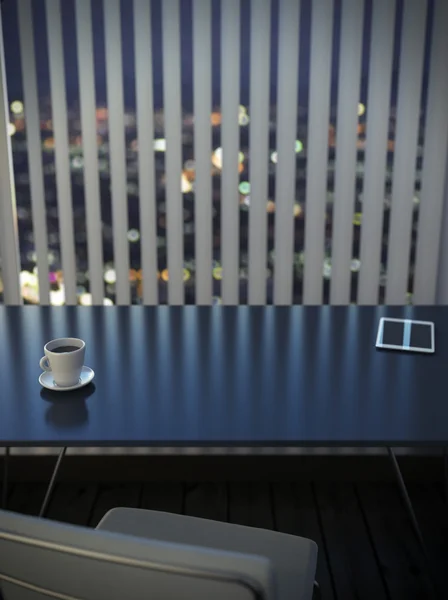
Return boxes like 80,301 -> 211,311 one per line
39,366 -> 95,392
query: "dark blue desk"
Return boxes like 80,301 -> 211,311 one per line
0,306 -> 445,572
0,305 -> 446,447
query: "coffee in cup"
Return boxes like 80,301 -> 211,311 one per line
39,338 -> 86,387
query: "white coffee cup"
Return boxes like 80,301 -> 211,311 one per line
39,338 -> 86,387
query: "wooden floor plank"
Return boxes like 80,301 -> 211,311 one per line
46,484 -> 98,526
6,483 -> 47,516
228,483 -> 274,529
315,483 -> 388,600
88,484 -> 142,528
184,483 -> 227,522
140,483 -> 183,514
357,483 -> 434,599
407,483 -> 448,597
0,480 -> 13,509
272,483 -> 335,600
4,476 -> 446,600
434,482 -> 445,504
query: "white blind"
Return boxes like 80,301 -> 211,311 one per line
162,0 -> 184,305
248,0 -> 271,305
134,0 -> 159,305
1,0 -> 448,308
104,0 -> 130,305
303,0 -> 334,305
46,0 -> 77,305
75,0 -> 104,305
330,0 -> 364,305
0,5 -> 21,305
385,0 -> 427,305
273,0 -> 300,306
18,0 -> 50,304
221,0 -> 240,305
436,155 -> 448,304
193,0 -> 213,305
358,0 -> 396,305
413,0 -> 448,304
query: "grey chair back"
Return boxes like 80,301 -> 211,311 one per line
0,509 -> 273,600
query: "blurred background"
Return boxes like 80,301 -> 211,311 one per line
0,0 -> 446,307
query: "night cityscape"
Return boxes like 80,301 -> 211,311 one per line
0,0 -> 428,305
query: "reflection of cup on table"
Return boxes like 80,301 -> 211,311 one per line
39,338 -> 85,387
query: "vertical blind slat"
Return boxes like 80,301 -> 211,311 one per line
248,0 -> 271,305
46,0 -> 77,305
303,0 -> 334,304
134,0 -> 158,305
193,0 -> 212,305
104,0 -> 130,305
273,0 -> 300,305
413,0 -> 448,304
385,0 -> 427,305
435,152 -> 448,303
0,8 -> 21,305
358,0 -> 396,305
18,0 -> 50,304
162,0 -> 184,305
221,0 -> 240,305
330,0 -> 364,305
75,0 -> 104,305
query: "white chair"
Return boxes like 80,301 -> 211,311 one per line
0,506 -> 318,600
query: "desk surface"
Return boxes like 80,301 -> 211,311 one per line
0,306 -> 446,447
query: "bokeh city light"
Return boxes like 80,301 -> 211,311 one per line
153,138 -> 167,152
238,181 -> 250,195
4,36 -> 420,309
10,100 -> 24,114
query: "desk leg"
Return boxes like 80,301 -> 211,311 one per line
387,447 -> 438,595
39,447 -> 67,518
2,447 -> 9,509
